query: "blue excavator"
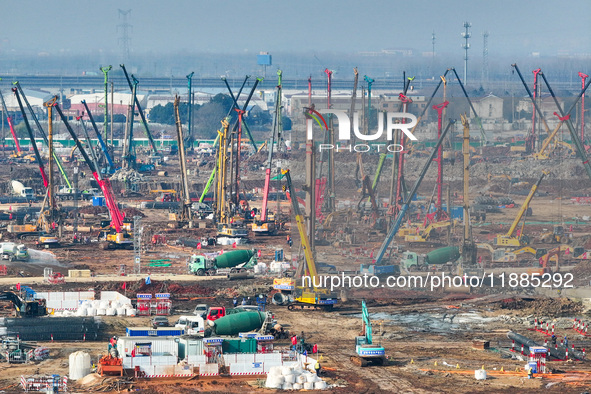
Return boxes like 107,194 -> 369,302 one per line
351,300 -> 386,367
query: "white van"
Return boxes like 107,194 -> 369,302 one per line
175,315 -> 205,336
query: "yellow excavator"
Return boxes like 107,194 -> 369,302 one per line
272,169 -> 337,311
494,171 -> 548,247
404,220 -> 455,243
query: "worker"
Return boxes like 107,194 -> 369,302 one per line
551,334 -> 557,346
233,297 -> 238,308
564,336 -> 568,349
314,360 -> 321,376
241,298 -> 247,306
527,367 -> 533,379
247,296 -> 251,305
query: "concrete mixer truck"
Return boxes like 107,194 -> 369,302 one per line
188,249 -> 257,276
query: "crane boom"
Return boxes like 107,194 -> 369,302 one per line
120,65 -> 159,155
12,88 -> 48,187
0,90 -> 21,153
283,169 -> 318,282
53,100 -> 125,232
449,68 -> 487,142
13,82 -> 72,189
174,95 -> 192,222
81,100 -> 117,172
538,71 -> 591,182
375,120 -> 455,265
260,70 -> 282,222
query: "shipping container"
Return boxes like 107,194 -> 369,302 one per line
222,338 -> 257,354
117,336 -> 179,357
126,327 -> 184,337
178,337 -> 205,358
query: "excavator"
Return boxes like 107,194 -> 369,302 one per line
52,99 -> 133,250
537,245 -> 573,273
404,220 -> 455,244
0,291 -> 46,317
272,169 -> 337,311
477,243 -> 539,264
494,171 -> 547,247
350,300 -> 386,367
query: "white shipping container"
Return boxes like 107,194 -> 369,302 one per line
179,338 -> 204,356
118,336 -> 178,357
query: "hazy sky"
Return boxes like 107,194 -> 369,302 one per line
1,0 -> 589,57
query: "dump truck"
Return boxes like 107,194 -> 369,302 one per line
188,249 -> 256,276
400,246 -> 460,271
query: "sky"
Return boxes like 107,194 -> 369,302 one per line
1,0 -> 589,58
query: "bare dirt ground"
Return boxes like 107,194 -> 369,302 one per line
1,150 -> 591,393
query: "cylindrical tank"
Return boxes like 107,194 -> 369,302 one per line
227,272 -> 255,280
425,246 -> 460,265
212,311 -> 266,335
214,249 -> 254,269
68,351 -> 91,380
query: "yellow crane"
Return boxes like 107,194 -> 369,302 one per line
494,171 -> 548,247
272,169 -> 337,310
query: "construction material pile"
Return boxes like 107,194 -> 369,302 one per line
110,168 -> 143,182
265,364 -> 328,390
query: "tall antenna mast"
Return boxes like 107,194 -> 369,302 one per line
461,22 -> 471,85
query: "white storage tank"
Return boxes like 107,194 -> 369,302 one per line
68,351 -> 91,380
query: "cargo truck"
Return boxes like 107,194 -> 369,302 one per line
188,249 -> 257,276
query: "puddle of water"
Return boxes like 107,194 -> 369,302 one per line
356,311 -> 500,333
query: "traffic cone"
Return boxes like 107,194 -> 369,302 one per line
500,366 -> 504,372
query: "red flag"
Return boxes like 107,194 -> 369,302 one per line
257,249 -> 262,258
9,213 -> 12,220
570,225 -> 573,232
122,282 -> 126,290
16,283 -> 20,291
565,248 -> 570,255
369,251 -> 374,258
232,242 -> 237,248
196,243 -> 202,249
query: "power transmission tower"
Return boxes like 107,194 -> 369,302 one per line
118,9 -> 132,62
432,31 -> 436,57
482,31 -> 489,86
461,22 -> 471,85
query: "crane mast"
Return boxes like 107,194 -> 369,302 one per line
174,95 -> 192,223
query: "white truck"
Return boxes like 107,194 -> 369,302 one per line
11,181 -> 35,199
175,315 -> 205,336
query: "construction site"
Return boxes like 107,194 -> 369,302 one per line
0,11 -> 591,393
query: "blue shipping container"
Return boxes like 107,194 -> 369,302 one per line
126,327 -> 184,337
92,196 -> 106,206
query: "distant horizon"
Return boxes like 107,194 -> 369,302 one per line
1,0 -> 589,58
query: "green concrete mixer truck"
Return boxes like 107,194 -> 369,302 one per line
400,246 -> 460,271
189,249 -> 257,276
